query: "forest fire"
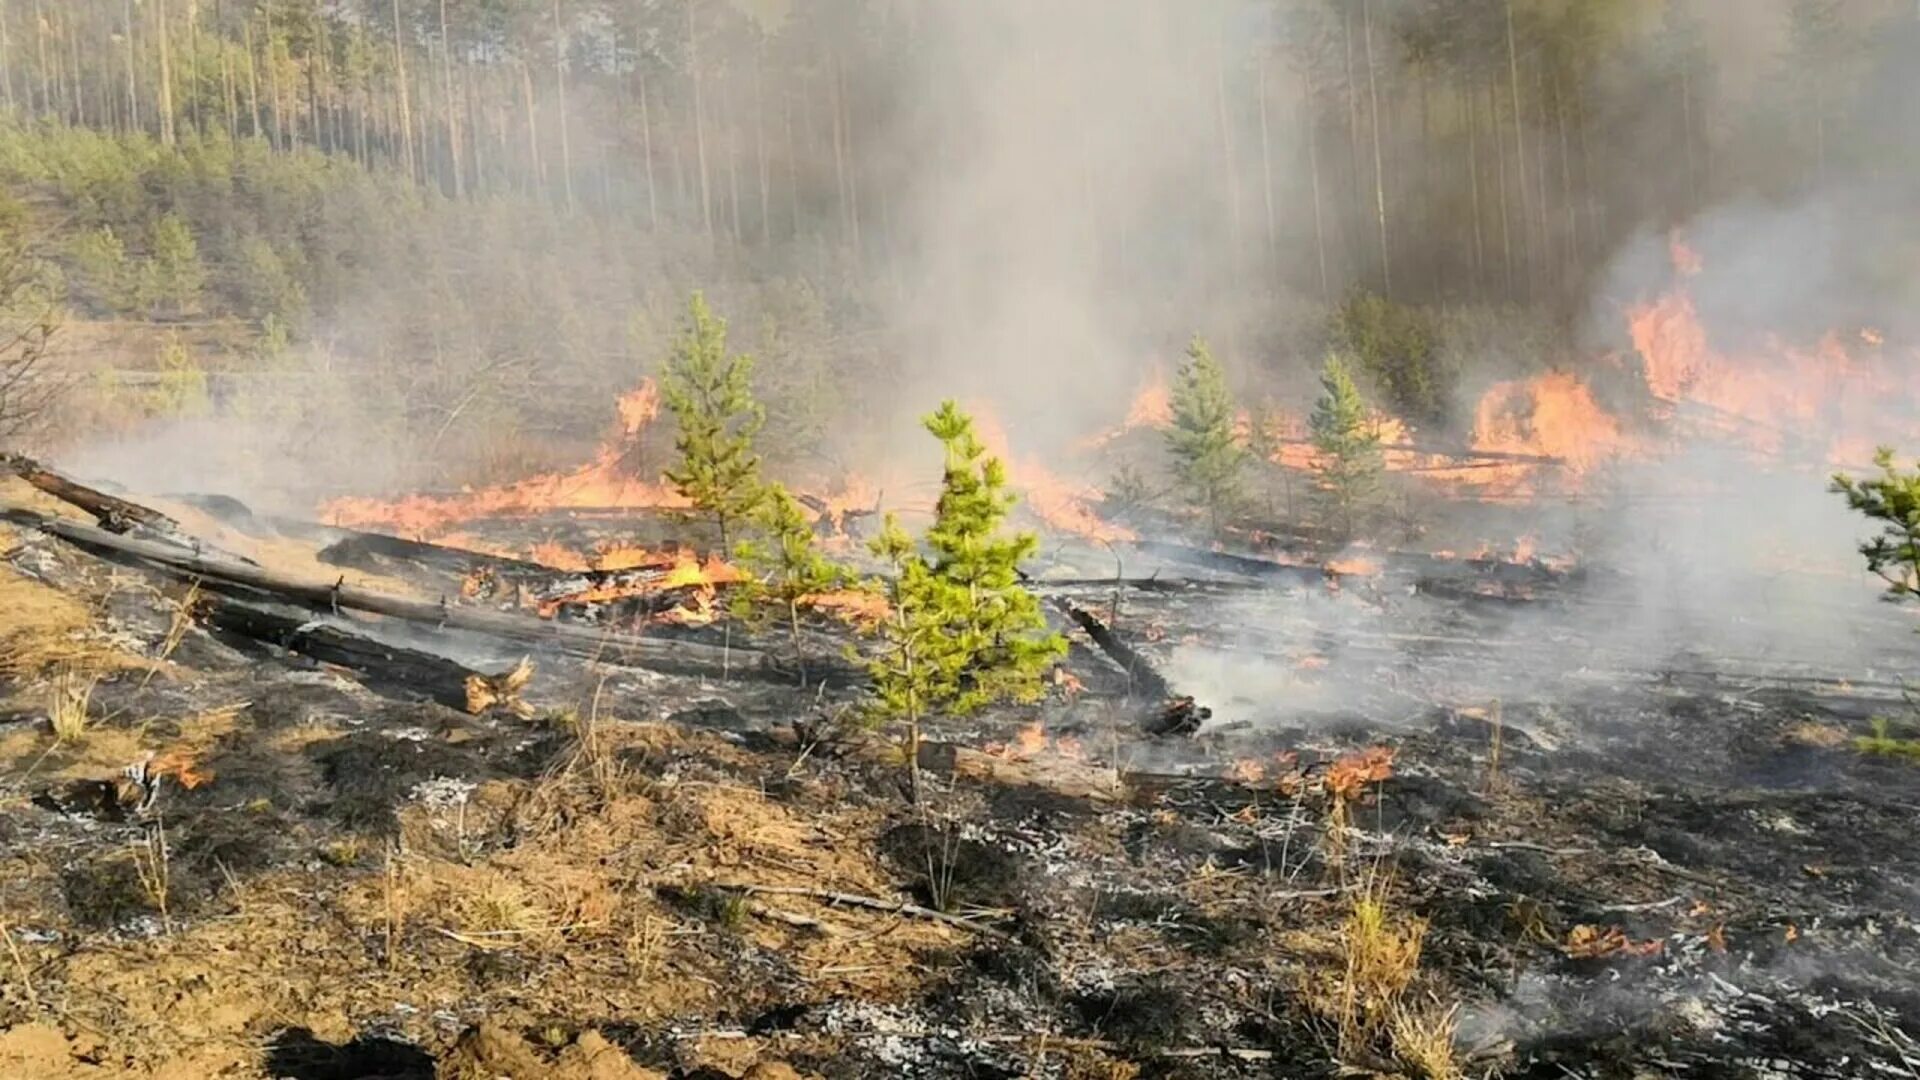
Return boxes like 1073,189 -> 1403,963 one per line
319,379 -> 688,538
531,548 -> 743,622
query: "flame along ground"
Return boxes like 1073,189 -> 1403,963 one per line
320,238 -> 1914,593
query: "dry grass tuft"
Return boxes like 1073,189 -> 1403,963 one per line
1391,1000 -> 1463,1080
46,667 -> 95,744
1340,892 -> 1427,1042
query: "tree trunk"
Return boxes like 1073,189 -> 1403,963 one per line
155,0 -> 174,143
552,0 -> 574,213
1466,80 -> 1485,297
242,16 -> 258,139
1504,0 -> 1531,293
440,0 -> 463,198
1214,33 -> 1242,265
688,0 -> 712,240
1361,0 -> 1390,297
638,71 -> 658,229
29,0 -> 45,119
1257,56 -> 1278,272
723,70 -> 742,240
1491,82 -> 1513,300
391,0 -> 416,181
520,59 -> 541,196
1303,65 -> 1330,304
0,1 -> 13,114
755,50 -> 771,247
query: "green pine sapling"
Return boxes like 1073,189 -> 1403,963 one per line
866,401 -> 1067,801
734,483 -> 846,684
1309,353 -> 1385,540
661,291 -> 766,550
1165,336 -> 1247,532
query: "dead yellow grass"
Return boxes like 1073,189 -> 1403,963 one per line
1391,1000 -> 1463,1080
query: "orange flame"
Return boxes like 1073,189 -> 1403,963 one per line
972,405 -> 1138,543
319,379 -> 688,538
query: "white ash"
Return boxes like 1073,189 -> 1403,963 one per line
409,777 -> 475,809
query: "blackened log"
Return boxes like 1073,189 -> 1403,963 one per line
1,507 -> 805,682
1145,696 -> 1211,737
1128,540 -> 1330,587
2,453 -> 184,538
1045,592 -> 1172,701
198,595 -> 503,712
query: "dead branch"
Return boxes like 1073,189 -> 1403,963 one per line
723,883 -> 1013,939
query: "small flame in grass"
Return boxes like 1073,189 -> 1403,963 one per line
147,749 -> 213,790
985,718 -> 1089,762
318,378 -> 688,538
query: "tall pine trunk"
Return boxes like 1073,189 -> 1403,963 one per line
552,0 -> 574,213
441,0 -> 463,198
1361,0 -> 1390,297
392,0 -> 415,181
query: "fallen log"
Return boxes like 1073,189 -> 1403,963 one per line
1043,591 -> 1173,701
2,506 -> 821,683
198,595 -> 530,714
1,453 -> 200,547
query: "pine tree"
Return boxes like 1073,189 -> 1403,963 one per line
661,291 -> 766,550
1165,335 -> 1246,532
1832,447 -> 1920,601
1245,398 -> 1287,518
142,213 -> 205,317
866,401 -> 1067,799
1309,353 -> 1384,540
734,482 -> 846,684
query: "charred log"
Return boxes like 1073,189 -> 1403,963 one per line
1043,591 -> 1173,702
1145,696 -> 1211,737
2,507 -> 813,683
198,595 -> 521,714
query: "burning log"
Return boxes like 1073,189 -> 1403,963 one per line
1145,696 -> 1212,737
1,507 -> 829,683
1040,590 -> 1174,702
317,529 -> 559,587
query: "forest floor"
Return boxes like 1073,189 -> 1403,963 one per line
2,477 -> 1919,1080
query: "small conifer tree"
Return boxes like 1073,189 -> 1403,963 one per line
1245,398 -> 1288,518
1309,353 -> 1384,540
1165,336 -> 1247,532
142,214 -> 205,317
867,401 -> 1067,799
734,483 -> 846,683
661,291 -> 766,550
1833,447 -> 1920,600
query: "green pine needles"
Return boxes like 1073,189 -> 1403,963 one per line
866,401 -> 1066,792
1165,336 -> 1247,532
734,483 -> 846,684
1309,353 -> 1385,540
1833,447 -> 1920,601
662,291 -> 767,550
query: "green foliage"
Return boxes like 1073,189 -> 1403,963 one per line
1330,290 -> 1448,429
66,226 -> 137,313
734,483 -> 847,681
1856,717 -> 1920,764
140,214 -> 206,317
1831,447 -> 1920,600
1309,354 -> 1385,540
661,292 -> 767,548
1245,398 -> 1291,517
146,337 -> 210,418
866,402 -> 1066,731
1165,336 -> 1247,531
227,235 -> 310,331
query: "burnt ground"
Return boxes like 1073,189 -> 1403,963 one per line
3,494 -> 1920,1079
